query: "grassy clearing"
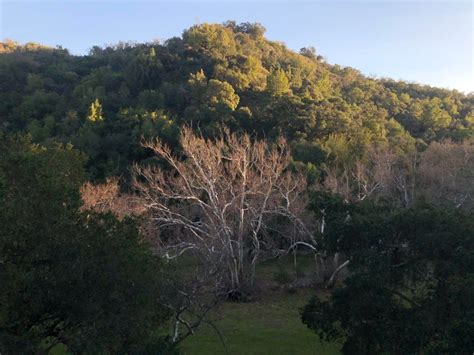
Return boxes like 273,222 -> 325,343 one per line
180,255 -> 341,354
51,255 -> 339,354
180,288 -> 341,355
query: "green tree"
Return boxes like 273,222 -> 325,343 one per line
206,79 -> 240,110
235,22 -> 266,39
420,98 -> 452,130
186,70 -> 240,131
0,136 -> 174,353
302,202 -> 474,354
87,98 -> 103,122
183,23 -> 236,59
309,72 -> 333,101
266,68 -> 291,96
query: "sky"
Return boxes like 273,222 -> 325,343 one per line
1,0 -> 473,92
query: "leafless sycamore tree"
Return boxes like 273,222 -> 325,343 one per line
132,127 -> 314,294
418,139 -> 473,209
323,146 -> 417,206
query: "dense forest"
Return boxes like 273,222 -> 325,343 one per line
1,22 -> 473,354
1,22 -> 473,180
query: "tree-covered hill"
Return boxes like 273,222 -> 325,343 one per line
1,22 -> 472,179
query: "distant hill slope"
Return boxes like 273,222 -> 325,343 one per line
1,22 -> 472,179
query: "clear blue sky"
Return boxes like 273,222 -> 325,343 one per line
1,0 -> 472,92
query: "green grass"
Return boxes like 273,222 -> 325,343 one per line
257,254 -> 316,284
180,288 -> 341,355
49,255 -> 340,354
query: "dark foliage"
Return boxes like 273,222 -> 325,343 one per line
302,202 -> 474,354
0,136 -> 175,353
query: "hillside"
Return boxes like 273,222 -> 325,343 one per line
1,21 -> 474,354
1,22 -> 472,180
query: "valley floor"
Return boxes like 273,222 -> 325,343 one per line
181,288 -> 341,355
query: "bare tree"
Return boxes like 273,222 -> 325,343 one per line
80,177 -> 145,219
158,260 -> 227,345
323,146 -> 417,207
320,146 -> 418,286
81,177 -> 227,343
418,140 -> 473,209
132,127 -> 312,294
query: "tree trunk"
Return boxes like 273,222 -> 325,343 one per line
327,259 -> 350,288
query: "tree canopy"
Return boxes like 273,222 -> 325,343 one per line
1,22 -> 471,180
302,202 -> 474,354
0,136 -> 174,353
